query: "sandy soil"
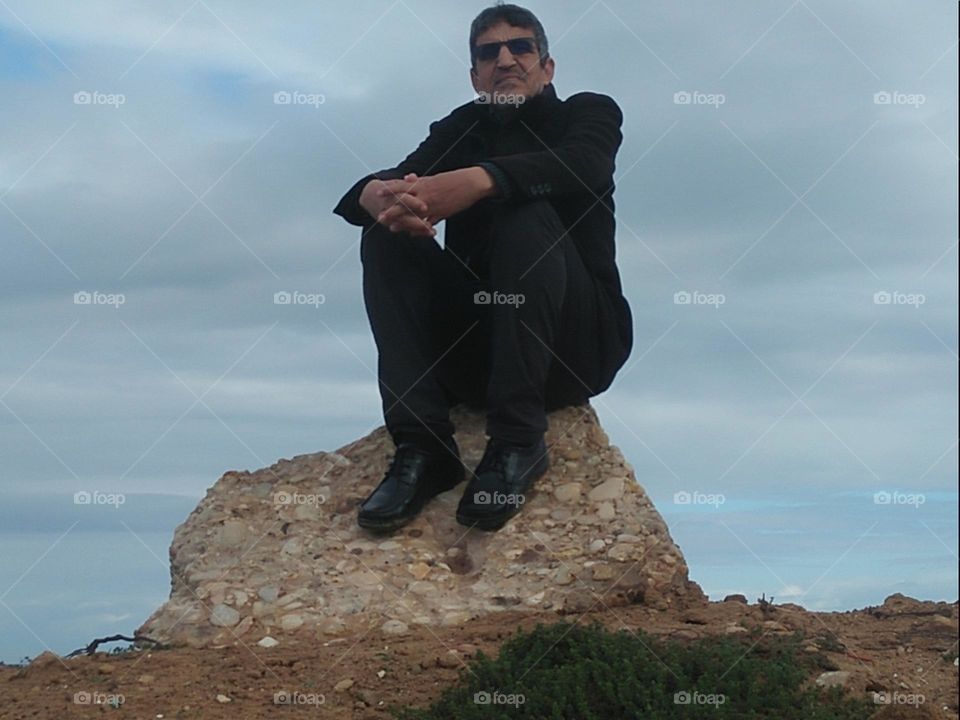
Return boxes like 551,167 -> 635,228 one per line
1,593 -> 956,720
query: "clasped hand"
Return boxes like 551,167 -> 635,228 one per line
359,168 -> 491,238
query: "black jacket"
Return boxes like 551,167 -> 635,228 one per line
333,83 -> 632,374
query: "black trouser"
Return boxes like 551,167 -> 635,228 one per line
360,199 -> 618,448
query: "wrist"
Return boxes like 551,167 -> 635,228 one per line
471,166 -> 497,200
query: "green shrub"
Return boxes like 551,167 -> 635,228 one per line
393,621 -> 873,719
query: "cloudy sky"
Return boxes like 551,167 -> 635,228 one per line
0,1 -> 956,662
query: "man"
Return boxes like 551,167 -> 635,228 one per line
333,3 -> 632,533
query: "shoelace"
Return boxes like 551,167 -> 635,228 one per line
387,445 -> 426,486
477,439 -> 515,478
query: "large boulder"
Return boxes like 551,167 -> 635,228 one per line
138,402 -> 706,647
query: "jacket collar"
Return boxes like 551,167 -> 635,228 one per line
480,82 -> 559,127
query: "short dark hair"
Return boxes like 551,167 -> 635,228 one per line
469,3 -> 549,68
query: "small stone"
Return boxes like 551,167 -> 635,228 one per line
441,611 -> 471,626
381,620 -> 409,636
437,650 -> 461,668
724,624 -> 748,634
607,544 -> 633,561
591,564 -> 615,581
408,562 -> 431,580
137,674 -> 155,684
218,520 -> 246,547
554,483 -> 582,503
210,604 -> 241,627
588,477 -> 624,502
596,502 -> 616,520
258,586 -> 279,603
257,636 -> 279,648
762,620 -> 790,633
334,678 -> 354,692
280,614 -> 304,631
672,629 -> 699,641
589,539 -> 606,553
216,694 -> 232,703
377,540 -> 401,551
815,671 -> 852,688
376,669 -> 386,678
553,568 -> 574,586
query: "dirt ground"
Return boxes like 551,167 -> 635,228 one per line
1,593 -> 956,720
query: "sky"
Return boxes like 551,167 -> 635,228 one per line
0,0 -> 956,663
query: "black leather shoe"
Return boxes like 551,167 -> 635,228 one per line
358,440 -> 464,533
456,435 -> 549,531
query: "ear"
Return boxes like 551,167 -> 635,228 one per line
542,56 -> 555,85
470,66 -> 480,94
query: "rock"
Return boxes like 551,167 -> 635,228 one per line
137,403 -> 704,647
258,586 -> 279,603
257,636 -> 279,648
437,651 -> 461,668
209,604 -> 240,627
554,483 -> 583,502
381,620 -> 409,636
588,477 -> 625,502
723,594 -> 748,604
815,671 -> 852,688
596,502 -> 616,520
280,614 -> 304,631
215,694 -> 232,703
334,679 -> 354,692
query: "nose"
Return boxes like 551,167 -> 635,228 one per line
496,44 -> 518,67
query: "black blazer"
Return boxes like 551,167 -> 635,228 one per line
333,83 -> 633,385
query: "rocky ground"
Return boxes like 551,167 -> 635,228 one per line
2,593 -> 956,719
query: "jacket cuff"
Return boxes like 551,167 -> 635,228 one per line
477,161 -> 514,201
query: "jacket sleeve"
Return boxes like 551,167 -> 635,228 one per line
480,93 -> 622,201
332,113 -> 473,226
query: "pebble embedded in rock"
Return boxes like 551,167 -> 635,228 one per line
210,604 -> 241,627
381,619 -> 409,636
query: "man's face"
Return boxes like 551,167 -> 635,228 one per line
470,20 -> 555,101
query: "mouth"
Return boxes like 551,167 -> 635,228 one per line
495,76 -> 523,84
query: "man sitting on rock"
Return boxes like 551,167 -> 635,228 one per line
333,3 -> 632,533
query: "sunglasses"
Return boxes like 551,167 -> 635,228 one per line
474,37 -> 538,63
